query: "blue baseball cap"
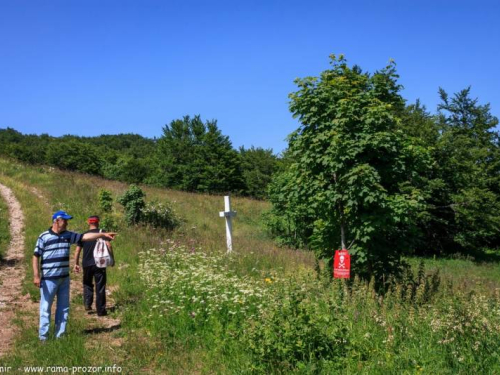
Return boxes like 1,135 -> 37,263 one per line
52,210 -> 73,220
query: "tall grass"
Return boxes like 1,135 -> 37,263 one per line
1,157 -> 500,373
0,190 -> 9,261
0,158 -> 314,372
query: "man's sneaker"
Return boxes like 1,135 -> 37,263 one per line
97,311 -> 107,317
85,305 -> 92,311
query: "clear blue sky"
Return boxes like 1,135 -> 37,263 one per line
1,0 -> 499,153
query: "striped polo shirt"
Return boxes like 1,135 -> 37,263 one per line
34,228 -> 83,280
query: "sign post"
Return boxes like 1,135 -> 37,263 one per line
219,196 -> 237,253
333,249 -> 351,279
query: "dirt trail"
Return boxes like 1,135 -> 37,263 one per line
0,183 -> 27,357
0,182 -> 122,359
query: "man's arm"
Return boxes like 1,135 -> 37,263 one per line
32,255 -> 41,288
74,245 -> 82,273
81,232 -> 117,242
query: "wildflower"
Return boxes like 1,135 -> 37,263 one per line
265,278 -> 272,284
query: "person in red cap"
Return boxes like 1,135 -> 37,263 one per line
73,215 -> 114,316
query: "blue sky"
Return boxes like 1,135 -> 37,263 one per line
1,0 -> 499,153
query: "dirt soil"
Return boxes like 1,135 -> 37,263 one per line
0,183 -> 28,357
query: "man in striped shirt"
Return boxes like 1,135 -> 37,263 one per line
32,210 -> 117,342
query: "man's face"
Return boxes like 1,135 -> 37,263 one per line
55,218 -> 68,231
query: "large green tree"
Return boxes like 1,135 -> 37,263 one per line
267,55 -> 430,278
239,146 -> 278,199
429,88 -> 500,253
154,115 -> 244,193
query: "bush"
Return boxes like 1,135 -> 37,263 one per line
118,185 -> 145,225
100,214 -> 119,232
140,200 -> 180,230
98,189 -> 113,213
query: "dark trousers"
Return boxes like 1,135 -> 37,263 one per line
83,265 -> 106,314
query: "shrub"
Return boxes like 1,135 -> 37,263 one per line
118,184 -> 145,225
100,214 -> 119,232
140,200 -> 180,230
98,189 -> 113,213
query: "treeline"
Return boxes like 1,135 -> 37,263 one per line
0,115 -> 278,199
264,55 -> 500,277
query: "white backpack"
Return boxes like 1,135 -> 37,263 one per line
94,230 -> 114,268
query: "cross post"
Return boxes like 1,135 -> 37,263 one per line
219,195 -> 237,253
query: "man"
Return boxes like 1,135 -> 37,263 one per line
33,210 -> 117,342
73,215 -> 113,316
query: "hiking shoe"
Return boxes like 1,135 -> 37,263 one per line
97,311 -> 108,317
84,305 -> 92,311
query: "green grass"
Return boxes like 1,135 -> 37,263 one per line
1,156 -> 500,373
407,255 -> 500,296
0,158 -> 313,372
0,188 -> 9,261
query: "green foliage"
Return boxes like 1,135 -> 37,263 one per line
385,260 -> 441,305
118,184 -> 146,225
263,167 -> 313,248
154,115 -> 245,193
0,128 -> 156,183
137,241 -> 500,373
398,89 -> 500,255
98,189 -> 113,213
45,139 -> 103,174
100,214 -> 119,232
140,200 -> 181,230
435,88 -> 500,251
0,125 -> 273,198
242,277 -> 347,372
267,55 -> 430,279
3,157 -> 500,373
239,146 -> 278,199
102,155 -> 152,184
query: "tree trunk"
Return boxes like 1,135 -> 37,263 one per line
333,173 -> 346,249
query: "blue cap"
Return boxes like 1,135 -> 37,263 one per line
52,210 -> 73,220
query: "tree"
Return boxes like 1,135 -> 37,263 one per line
239,146 -> 278,199
45,139 -> 103,175
267,55 -> 430,279
154,115 -> 244,193
431,88 -> 500,253
118,184 -> 146,225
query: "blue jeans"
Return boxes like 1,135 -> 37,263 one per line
39,276 -> 70,340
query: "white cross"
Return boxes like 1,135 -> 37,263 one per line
219,195 -> 237,253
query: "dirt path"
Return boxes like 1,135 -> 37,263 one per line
0,183 -> 27,357
0,182 -> 122,359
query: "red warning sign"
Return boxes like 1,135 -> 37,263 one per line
333,249 -> 350,279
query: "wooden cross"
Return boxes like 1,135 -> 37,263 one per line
219,195 -> 237,253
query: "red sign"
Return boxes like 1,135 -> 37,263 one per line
333,249 -> 350,278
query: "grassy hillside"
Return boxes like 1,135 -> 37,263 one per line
1,156 -> 500,373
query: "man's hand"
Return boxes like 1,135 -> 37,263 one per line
73,264 -> 81,273
103,232 -> 117,241
34,276 -> 41,288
